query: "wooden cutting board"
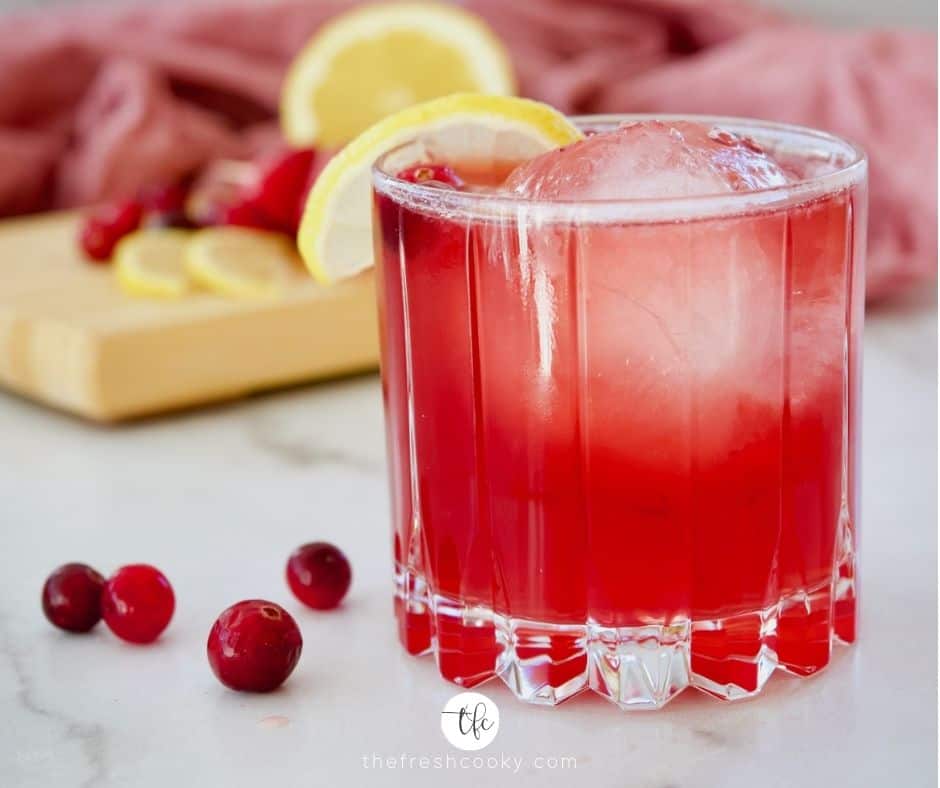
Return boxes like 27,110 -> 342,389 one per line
0,213 -> 380,422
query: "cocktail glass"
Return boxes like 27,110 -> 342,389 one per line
372,115 -> 866,709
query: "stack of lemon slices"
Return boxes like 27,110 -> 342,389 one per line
117,2 -> 581,298
115,227 -> 296,299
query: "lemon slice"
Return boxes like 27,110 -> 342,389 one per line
297,93 -> 582,283
185,227 -> 296,298
115,229 -> 192,298
281,2 -> 515,148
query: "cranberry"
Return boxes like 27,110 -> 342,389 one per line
186,159 -> 253,227
378,161 -> 463,250
207,600 -> 303,692
41,563 -> 105,633
78,200 -> 144,261
143,210 -> 196,230
217,199 -> 274,231
139,182 -> 189,214
139,182 -> 195,229
250,148 -> 317,234
396,164 -> 464,189
101,564 -> 175,644
286,542 -> 352,610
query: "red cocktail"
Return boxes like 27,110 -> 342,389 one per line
373,117 -> 866,708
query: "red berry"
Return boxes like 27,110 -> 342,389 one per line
79,200 -> 144,261
185,159 -> 253,227
139,182 -> 189,214
139,182 -> 195,229
143,210 -> 195,230
207,600 -> 302,692
250,148 -> 317,234
396,164 -> 464,189
215,199 -> 274,231
286,542 -> 352,610
42,563 -> 105,633
101,564 -> 175,644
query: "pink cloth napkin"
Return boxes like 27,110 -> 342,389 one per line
0,0 -> 935,301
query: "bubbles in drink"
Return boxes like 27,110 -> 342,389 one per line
504,120 -> 791,201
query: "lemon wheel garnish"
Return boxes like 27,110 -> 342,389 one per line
280,2 -> 515,148
114,229 -> 192,298
185,227 -> 296,298
297,93 -> 582,284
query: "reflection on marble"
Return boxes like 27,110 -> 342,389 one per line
0,298 -> 935,788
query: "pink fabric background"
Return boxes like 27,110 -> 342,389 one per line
0,0 -> 935,300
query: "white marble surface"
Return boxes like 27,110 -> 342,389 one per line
0,295 -> 936,788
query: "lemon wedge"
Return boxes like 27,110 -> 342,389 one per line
280,2 -> 515,148
115,229 -> 192,298
185,227 -> 296,298
297,93 -> 582,283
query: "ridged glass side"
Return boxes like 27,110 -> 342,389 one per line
374,174 -> 865,709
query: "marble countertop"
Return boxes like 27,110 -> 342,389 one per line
1,296 -> 936,788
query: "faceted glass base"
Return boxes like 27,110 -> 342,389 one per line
395,568 -> 856,710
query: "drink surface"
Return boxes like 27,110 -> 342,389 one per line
373,120 -> 864,707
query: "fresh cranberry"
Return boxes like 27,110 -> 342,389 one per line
139,182 -> 189,214
101,564 -> 175,644
249,148 -> 317,234
41,563 -> 105,633
286,542 -> 352,610
396,164 -> 464,189
186,159 -> 253,227
216,199 -> 274,231
144,210 -> 196,230
139,182 -> 195,229
207,600 -> 303,692
79,200 -> 144,261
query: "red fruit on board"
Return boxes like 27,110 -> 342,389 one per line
217,199 -> 274,231
143,210 -> 196,230
79,200 -> 144,261
185,159 -> 254,228
139,182 -> 195,229
250,148 -> 317,234
139,182 -> 189,215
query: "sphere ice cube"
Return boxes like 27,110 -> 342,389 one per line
505,120 -> 791,201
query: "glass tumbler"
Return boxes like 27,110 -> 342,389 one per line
372,116 -> 867,709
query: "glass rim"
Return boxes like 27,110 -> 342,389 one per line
371,113 -> 868,223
